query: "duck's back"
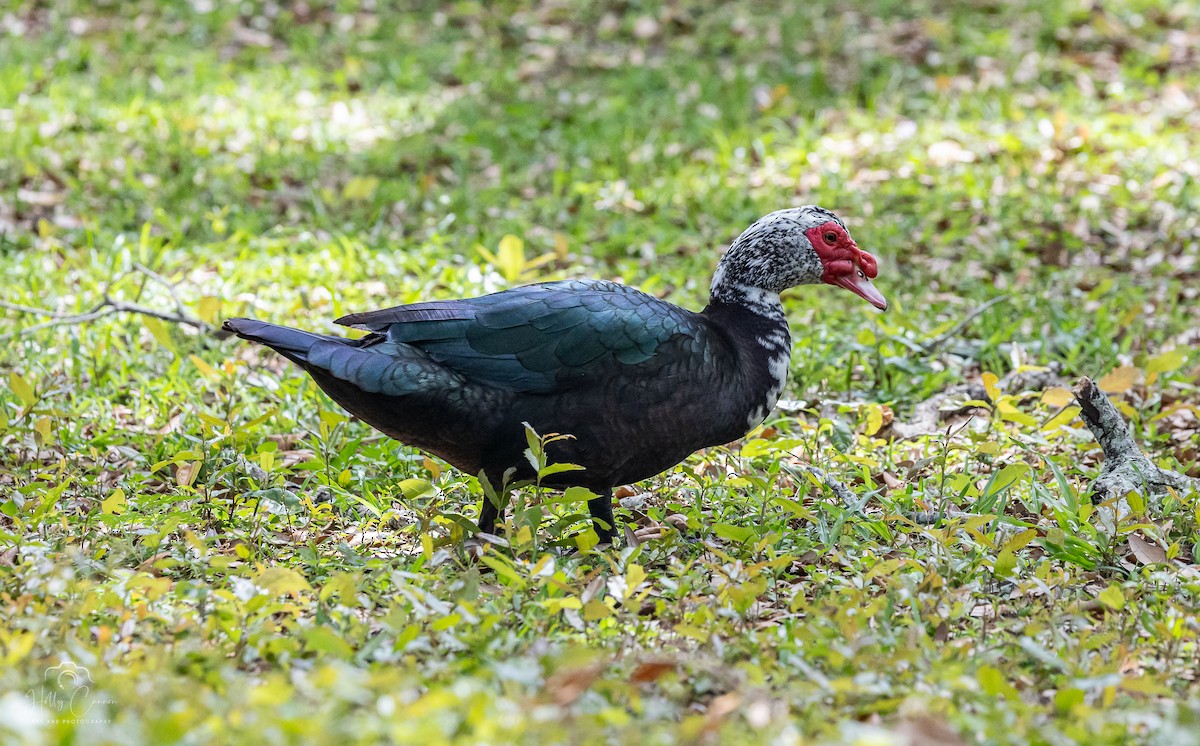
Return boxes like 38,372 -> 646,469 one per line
337,281 -> 750,481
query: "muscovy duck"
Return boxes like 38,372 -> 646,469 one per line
223,206 -> 886,545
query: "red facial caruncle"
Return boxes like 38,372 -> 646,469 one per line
805,221 -> 887,310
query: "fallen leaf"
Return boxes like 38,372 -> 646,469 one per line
630,659 -> 676,683
1041,387 -> 1074,408
704,693 -> 741,730
1098,366 -> 1139,393
545,664 -> 604,706
982,372 -> 1000,402
897,714 -> 967,746
1127,533 -> 1166,565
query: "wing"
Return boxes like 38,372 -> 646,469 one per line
335,280 -> 713,394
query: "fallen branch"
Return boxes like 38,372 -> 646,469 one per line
918,295 -> 1011,355
799,464 -> 861,507
0,266 -> 209,341
1072,376 -> 1198,515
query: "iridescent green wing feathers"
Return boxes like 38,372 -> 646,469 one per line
335,280 -> 709,394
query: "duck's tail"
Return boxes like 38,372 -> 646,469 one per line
222,318 -> 347,367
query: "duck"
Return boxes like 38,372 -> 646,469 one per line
223,206 -> 887,546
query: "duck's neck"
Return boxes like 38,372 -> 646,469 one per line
703,284 -> 792,431
708,279 -> 785,319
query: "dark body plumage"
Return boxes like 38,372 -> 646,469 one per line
224,207 -> 886,545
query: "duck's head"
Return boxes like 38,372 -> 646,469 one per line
710,206 -> 887,311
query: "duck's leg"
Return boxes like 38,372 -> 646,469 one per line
478,497 -> 503,536
588,490 -> 616,546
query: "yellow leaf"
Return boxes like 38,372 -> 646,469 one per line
398,478 -> 436,500
341,176 -> 379,201
256,567 -> 312,597
1041,387 -> 1074,408
8,372 -> 36,408
422,456 -> 441,480
997,402 -> 1038,427
496,234 -> 525,282
0,631 -> 36,666
1001,528 -> 1038,553
977,665 -> 1018,700
1146,349 -> 1186,377
1097,366 -> 1138,393
624,563 -> 646,601
33,417 -> 52,445
864,406 -> 883,436
1052,109 -> 1068,135
981,372 -> 1000,402
989,463 -> 1029,494
1115,400 -> 1138,419
479,556 -> 526,587
143,316 -> 177,354
190,354 -> 219,378
196,296 -> 221,324
543,596 -> 582,613
583,599 -> 611,621
575,527 -> 599,553
1042,406 -> 1081,432
102,488 -> 127,515
1125,489 -> 1146,516
1097,583 -> 1125,610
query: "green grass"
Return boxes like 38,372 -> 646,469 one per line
2,1 -> 1199,743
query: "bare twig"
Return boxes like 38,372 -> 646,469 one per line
133,263 -> 192,318
0,303 -> 118,340
0,298 -> 97,319
0,275 -> 210,341
918,295 -> 1010,355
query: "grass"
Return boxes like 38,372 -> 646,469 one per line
2,0 -> 1199,743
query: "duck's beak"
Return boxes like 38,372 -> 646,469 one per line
832,270 -> 888,310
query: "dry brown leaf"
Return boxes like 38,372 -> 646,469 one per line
545,664 -> 605,707
704,693 -> 741,730
1127,533 -> 1167,565
665,514 -> 689,530
630,659 -> 676,683
880,470 -> 902,490
136,552 -> 171,574
174,462 -> 196,487
897,714 -> 967,746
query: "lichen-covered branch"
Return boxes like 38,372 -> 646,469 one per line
1072,376 -> 1198,513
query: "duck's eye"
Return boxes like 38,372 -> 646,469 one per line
857,268 -> 865,279
824,232 -> 837,244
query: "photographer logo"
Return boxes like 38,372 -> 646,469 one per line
26,661 -> 111,724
